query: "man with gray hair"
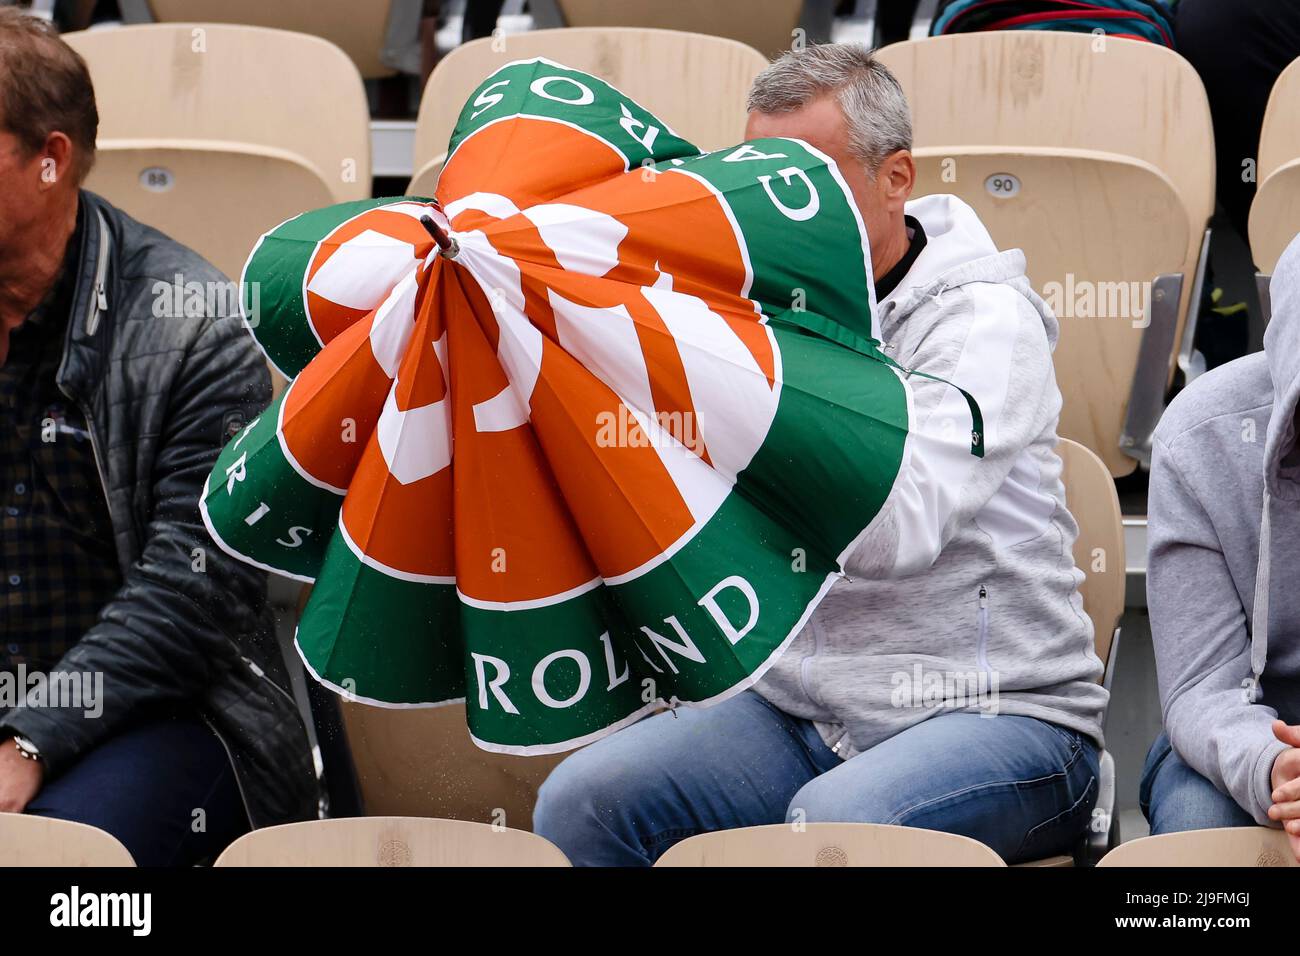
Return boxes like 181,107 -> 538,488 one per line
534,43 -> 1107,865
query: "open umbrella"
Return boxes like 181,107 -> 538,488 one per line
201,57 -> 982,754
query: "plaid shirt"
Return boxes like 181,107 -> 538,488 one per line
0,224 -> 121,673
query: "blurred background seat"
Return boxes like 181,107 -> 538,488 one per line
65,22 -> 371,280
527,0 -> 827,60
1249,55 -> 1300,316
407,26 -> 771,195
116,0 -> 423,79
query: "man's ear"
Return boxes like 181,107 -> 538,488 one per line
36,131 -> 75,191
876,149 -> 915,212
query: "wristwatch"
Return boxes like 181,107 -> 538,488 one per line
11,735 -> 41,762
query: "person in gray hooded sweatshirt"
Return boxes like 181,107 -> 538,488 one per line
533,44 -> 1108,866
1142,233 -> 1300,861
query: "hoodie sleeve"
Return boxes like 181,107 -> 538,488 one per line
843,280 -> 1057,579
1148,434 -> 1288,825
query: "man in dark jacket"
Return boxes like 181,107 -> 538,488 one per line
0,9 -> 317,864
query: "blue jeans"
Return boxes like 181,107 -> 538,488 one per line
534,690 -> 1099,865
1140,733 -> 1255,833
24,713 -> 250,866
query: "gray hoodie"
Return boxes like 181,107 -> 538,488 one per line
755,194 -> 1109,757
1147,233 -> 1300,826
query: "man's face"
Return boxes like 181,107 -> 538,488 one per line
0,124 -> 72,254
745,95 -> 911,273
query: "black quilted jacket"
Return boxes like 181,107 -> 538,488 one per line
0,192 -> 318,828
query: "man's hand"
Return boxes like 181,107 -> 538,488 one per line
1267,720 -> 1300,861
0,737 -> 44,813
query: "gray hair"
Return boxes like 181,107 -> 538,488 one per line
747,43 -> 912,175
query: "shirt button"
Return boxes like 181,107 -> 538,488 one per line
13,483 -> 25,495
5,643 -> 17,655
7,574 -> 19,586
5,507 -> 17,517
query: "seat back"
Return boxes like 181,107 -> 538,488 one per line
877,33 -> 1213,476
1250,57 -> 1300,276
1058,439 -> 1125,680
552,0 -> 803,59
85,141 -> 335,279
1097,827 -> 1299,867
0,815 -> 135,866
1258,56 -> 1300,188
876,33 -> 1213,224
409,27 -> 770,195
66,23 -> 371,205
654,822 -> 1006,866
910,147 -> 1188,476
1249,161 -> 1300,278
213,816 -> 571,866
142,0 -> 398,78
341,701 -> 564,831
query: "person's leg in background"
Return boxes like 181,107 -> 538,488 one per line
1175,0 -> 1300,240
786,712 -> 1100,863
25,714 -> 249,867
1139,732 -> 1256,834
533,690 -> 842,866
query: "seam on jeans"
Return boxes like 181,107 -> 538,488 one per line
1012,771 -> 1098,861
884,732 -> 1085,826
640,827 -> 700,851
748,691 -> 834,770
167,763 -> 238,867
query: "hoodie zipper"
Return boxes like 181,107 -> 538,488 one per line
976,584 -> 992,675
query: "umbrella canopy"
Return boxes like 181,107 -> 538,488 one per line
201,57 -> 979,754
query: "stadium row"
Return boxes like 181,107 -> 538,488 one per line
63,23 -> 1300,480
4,810 -> 1295,867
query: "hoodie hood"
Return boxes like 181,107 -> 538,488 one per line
1247,234 -> 1300,688
877,193 -> 1059,351
1262,235 -> 1300,500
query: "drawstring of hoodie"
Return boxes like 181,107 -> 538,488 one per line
1250,490 -> 1272,697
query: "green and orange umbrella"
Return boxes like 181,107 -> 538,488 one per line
201,57 -> 970,753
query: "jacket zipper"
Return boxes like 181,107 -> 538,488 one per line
976,584 -> 992,675
57,208 -> 305,826
59,210 -> 112,538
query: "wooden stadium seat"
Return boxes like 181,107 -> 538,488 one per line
1097,827 -> 1298,867
1249,56 -> 1300,294
213,816 -> 571,866
877,33 -> 1215,476
654,823 -> 1006,867
65,23 -> 371,279
1059,438 -> 1125,687
539,0 -> 805,60
408,27 -> 770,196
339,700 -> 564,832
0,815 -> 135,867
124,0 -> 411,79
290,581 -> 563,831
85,141 -> 334,282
